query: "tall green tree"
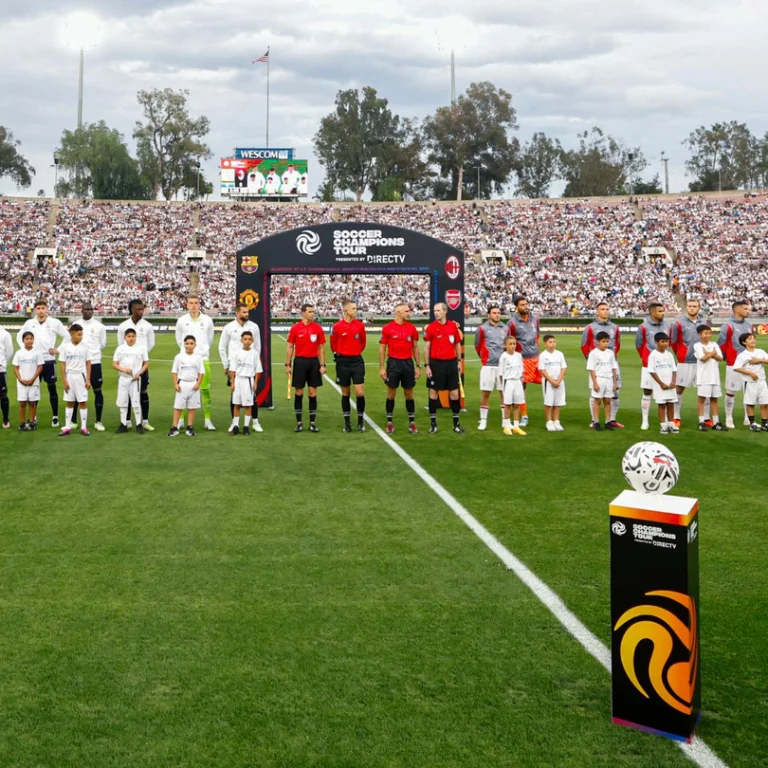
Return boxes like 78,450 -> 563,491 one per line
631,174 -> 663,195
0,126 -> 35,189
559,127 -> 646,197
683,122 -> 756,191
314,87 -> 402,201
55,121 -> 151,199
422,81 -> 519,201
515,132 -> 560,198
371,118 -> 433,201
133,88 -> 212,200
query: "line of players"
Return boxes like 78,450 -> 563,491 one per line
473,296 -> 767,434
1,294 -> 766,436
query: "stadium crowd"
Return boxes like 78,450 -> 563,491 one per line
1,194 -> 767,317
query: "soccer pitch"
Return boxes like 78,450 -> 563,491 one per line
1,332 -> 765,767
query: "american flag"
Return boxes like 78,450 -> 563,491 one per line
252,50 -> 269,64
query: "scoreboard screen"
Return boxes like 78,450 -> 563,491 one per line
220,158 -> 309,198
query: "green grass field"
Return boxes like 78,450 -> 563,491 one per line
1,331 -> 766,767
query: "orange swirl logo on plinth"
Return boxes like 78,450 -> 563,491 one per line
614,591 -> 698,715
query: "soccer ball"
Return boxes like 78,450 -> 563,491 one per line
621,441 -> 680,495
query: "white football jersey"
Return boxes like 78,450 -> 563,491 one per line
175,313 -> 215,360
172,352 -> 206,382
694,342 -> 723,386
113,343 -> 148,378
586,348 -> 617,378
59,341 -> 92,374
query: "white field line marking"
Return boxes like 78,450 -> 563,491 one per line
321,386 -> 724,765
278,336 -> 725,767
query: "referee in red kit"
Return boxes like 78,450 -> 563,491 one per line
285,303 -> 326,432
424,302 -> 464,434
330,299 -> 367,433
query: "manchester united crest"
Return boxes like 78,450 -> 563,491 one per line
239,289 -> 260,308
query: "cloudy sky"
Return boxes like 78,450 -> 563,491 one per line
1,0 -> 766,200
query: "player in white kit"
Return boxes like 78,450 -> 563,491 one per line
0,324 -> 13,428
113,328 -> 149,434
175,295 -> 216,430
497,336 -> 526,436
733,332 -> 768,432
229,330 -> 263,435
586,332 -> 619,430
538,335 -> 567,431
12,331 -> 44,431
117,300 -> 156,430
76,301 -> 108,430
692,324 -> 726,431
168,336 -> 206,437
58,324 -> 93,436
647,332 -> 678,434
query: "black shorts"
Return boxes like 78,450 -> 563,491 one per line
336,355 -> 365,387
293,357 -> 323,389
0,371 -> 7,398
427,358 -> 460,392
140,369 -> 150,391
90,363 -> 103,388
41,360 -> 57,385
385,358 -> 416,390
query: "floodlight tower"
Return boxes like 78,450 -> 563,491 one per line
435,18 -> 470,106
61,12 -> 102,130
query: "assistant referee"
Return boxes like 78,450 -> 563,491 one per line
424,302 -> 464,434
330,299 -> 367,433
285,303 -> 326,433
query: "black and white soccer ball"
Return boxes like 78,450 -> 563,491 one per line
621,441 -> 680,495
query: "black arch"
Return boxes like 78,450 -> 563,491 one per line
235,222 -> 465,407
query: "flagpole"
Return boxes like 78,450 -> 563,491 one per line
266,47 -> 270,148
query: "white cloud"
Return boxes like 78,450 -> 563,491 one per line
1,0 -> 767,198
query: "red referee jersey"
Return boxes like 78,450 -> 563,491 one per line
380,321 -> 419,360
288,321 -> 325,358
425,320 -> 460,360
330,319 -> 367,356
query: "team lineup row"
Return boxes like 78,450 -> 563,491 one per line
1,295 -> 766,437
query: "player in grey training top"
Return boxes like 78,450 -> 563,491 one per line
475,305 -> 508,430
670,297 -> 709,426
635,302 -> 671,430
580,301 -> 623,427
717,299 -> 753,428
505,296 -> 541,427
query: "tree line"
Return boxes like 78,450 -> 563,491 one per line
0,88 -> 213,201
313,85 -> 768,201
3,81 -> 768,201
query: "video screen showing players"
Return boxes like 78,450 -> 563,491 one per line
221,158 -> 308,198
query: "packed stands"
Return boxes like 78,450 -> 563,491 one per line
1,194 -> 766,316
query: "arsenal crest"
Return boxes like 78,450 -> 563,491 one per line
445,289 -> 462,311
241,255 -> 259,274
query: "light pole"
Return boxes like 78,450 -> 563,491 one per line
661,152 -> 670,194
51,152 -> 60,197
62,13 -> 102,195
475,165 -> 482,199
62,13 -> 101,127
435,18 -> 472,106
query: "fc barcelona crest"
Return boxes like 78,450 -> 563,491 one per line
241,255 -> 259,274
239,289 -> 260,308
